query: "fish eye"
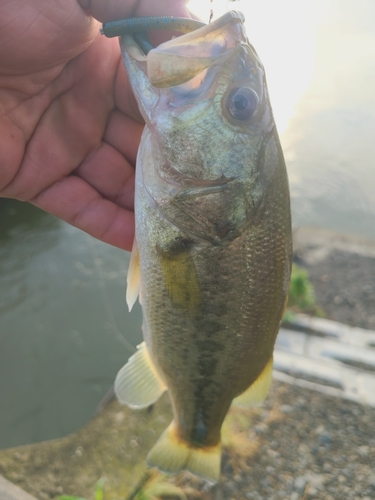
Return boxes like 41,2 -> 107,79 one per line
226,87 -> 258,121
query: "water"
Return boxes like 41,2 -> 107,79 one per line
189,0 -> 375,238
1,0 -> 375,448
0,200 -> 141,449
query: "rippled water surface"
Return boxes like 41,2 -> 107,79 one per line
0,201 -> 141,448
1,0 -> 375,448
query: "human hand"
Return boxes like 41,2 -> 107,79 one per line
0,0 -> 192,251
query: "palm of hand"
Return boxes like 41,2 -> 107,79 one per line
0,0 -> 190,250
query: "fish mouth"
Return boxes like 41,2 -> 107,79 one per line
119,11 -> 247,89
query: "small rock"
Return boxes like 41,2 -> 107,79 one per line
113,411 -> 125,424
270,440 -> 280,450
368,475 -> 375,488
74,446 -> 83,457
156,415 -> 167,425
255,423 -> 269,434
224,480 -> 236,494
315,425 -> 325,435
9,472 -> 23,482
358,445 -> 369,457
319,433 -> 332,446
280,404 -> 293,414
298,443 -> 310,454
294,475 -> 307,491
320,274 -> 330,282
323,462 -> 332,472
267,449 -> 279,459
308,473 -> 325,490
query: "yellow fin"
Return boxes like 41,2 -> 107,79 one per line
147,423 -> 221,484
233,357 -> 273,407
126,237 -> 140,312
115,342 -> 166,409
147,51 -> 229,88
159,247 -> 201,312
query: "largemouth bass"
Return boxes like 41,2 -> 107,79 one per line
114,11 -> 292,483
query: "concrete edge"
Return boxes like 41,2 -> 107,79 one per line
293,226 -> 375,258
0,475 -> 37,500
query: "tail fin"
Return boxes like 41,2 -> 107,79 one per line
147,423 -> 221,484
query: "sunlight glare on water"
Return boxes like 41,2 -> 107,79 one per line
187,0 -> 321,133
187,0 -> 375,240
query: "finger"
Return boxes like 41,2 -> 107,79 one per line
103,109 -> 143,166
114,60 -> 144,123
134,0 -> 192,18
0,0 -> 97,74
82,0 -> 191,23
3,35 -> 118,200
75,141 -> 135,211
32,174 -> 135,251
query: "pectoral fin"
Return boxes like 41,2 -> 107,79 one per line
126,237 -> 141,312
232,357 -> 273,407
115,342 -> 167,409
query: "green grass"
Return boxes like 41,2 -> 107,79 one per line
57,474 -> 186,500
58,478 -> 105,500
134,474 -> 186,500
288,264 -> 315,309
284,263 -> 324,321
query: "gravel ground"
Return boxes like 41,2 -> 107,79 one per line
170,382 -> 375,500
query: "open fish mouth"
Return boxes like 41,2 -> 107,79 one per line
102,11 -> 248,88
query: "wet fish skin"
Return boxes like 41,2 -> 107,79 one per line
118,11 -> 292,481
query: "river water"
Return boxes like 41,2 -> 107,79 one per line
1,0 -> 374,448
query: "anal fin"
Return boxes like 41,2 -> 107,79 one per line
115,342 -> 167,409
232,357 -> 273,407
147,422 -> 221,484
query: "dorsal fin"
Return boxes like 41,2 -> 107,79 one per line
126,237 -> 141,311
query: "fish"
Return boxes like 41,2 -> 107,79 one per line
114,11 -> 292,483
